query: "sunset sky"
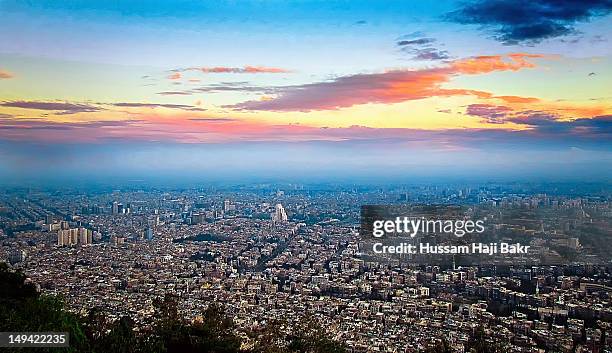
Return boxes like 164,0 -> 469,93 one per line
1,0 -> 611,182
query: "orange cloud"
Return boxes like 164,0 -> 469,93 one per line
0,70 -> 14,79
450,53 -> 545,74
230,53 -> 544,111
167,72 -> 182,80
495,95 -> 540,104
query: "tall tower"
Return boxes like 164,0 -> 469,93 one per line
272,203 -> 288,223
146,227 -> 154,241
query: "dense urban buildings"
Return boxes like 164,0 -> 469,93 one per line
1,182 -> 611,352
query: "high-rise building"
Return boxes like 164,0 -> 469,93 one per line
191,213 -> 205,224
146,227 -> 154,241
58,227 -> 92,246
272,203 -> 288,223
78,227 -> 93,245
112,201 -> 119,214
9,249 -> 27,265
70,228 -> 78,245
58,229 -> 71,246
223,200 -> 235,212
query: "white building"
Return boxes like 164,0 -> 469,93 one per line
272,203 -> 288,223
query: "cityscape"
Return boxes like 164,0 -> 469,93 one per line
1,182 -> 611,352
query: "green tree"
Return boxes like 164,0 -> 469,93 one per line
252,317 -> 346,353
0,263 -> 89,353
152,294 -> 242,353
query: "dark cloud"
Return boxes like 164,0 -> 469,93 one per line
465,104 -> 513,123
466,105 -> 559,125
466,104 -> 612,136
447,0 -> 612,44
559,36 -> 582,44
397,38 -> 436,46
0,124 -> 74,131
507,111 -> 560,128
194,82 -> 281,94
0,101 -> 101,114
156,91 -> 193,96
152,82 -> 285,96
1,100 -> 207,114
396,35 -> 451,61
411,48 -> 451,60
112,102 -> 205,111
590,34 -> 607,43
509,113 -> 612,134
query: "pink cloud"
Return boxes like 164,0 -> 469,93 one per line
242,66 -> 289,73
183,65 -> 290,74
